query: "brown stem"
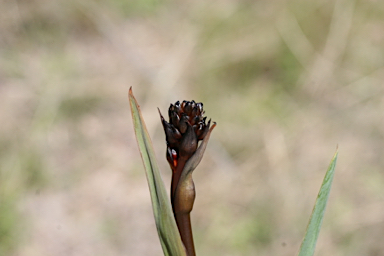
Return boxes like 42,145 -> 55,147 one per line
173,174 -> 196,256
171,158 -> 187,206
175,212 -> 196,256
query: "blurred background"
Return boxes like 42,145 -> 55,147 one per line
1,0 -> 384,255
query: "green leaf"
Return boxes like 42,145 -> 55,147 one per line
297,151 -> 338,256
128,88 -> 187,256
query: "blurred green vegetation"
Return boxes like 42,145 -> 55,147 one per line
1,0 -> 384,255
0,198 -> 18,255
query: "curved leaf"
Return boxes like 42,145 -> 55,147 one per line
129,88 -> 187,256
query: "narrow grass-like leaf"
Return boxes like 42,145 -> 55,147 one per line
297,151 -> 338,256
129,88 -> 187,256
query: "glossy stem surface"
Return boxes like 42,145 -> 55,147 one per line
175,213 -> 195,256
173,174 -> 196,256
171,158 -> 187,204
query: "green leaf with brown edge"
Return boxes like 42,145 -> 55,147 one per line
128,87 -> 187,256
297,151 -> 338,256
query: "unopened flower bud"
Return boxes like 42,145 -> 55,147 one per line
159,100 -> 213,171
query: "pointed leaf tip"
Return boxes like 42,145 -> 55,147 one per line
297,151 -> 338,256
157,108 -> 163,119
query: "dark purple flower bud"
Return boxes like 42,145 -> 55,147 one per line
159,110 -> 182,147
174,100 -> 181,110
191,116 -> 200,126
196,103 -> 203,115
198,119 -> 211,140
170,111 -> 180,127
178,114 -> 189,134
191,107 -> 198,121
159,100 -> 214,172
179,123 -> 198,159
184,101 -> 192,116
167,147 -> 178,172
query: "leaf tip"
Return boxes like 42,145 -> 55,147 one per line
129,87 -> 133,96
128,87 -> 138,107
333,146 -> 339,159
210,122 -> 217,131
158,108 -> 165,120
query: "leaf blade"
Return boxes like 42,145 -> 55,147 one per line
297,151 -> 338,256
128,88 -> 187,256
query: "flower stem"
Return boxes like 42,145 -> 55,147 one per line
175,212 -> 196,256
173,174 -> 196,256
171,158 -> 187,205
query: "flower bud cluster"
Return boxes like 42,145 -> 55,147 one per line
159,100 -> 212,172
